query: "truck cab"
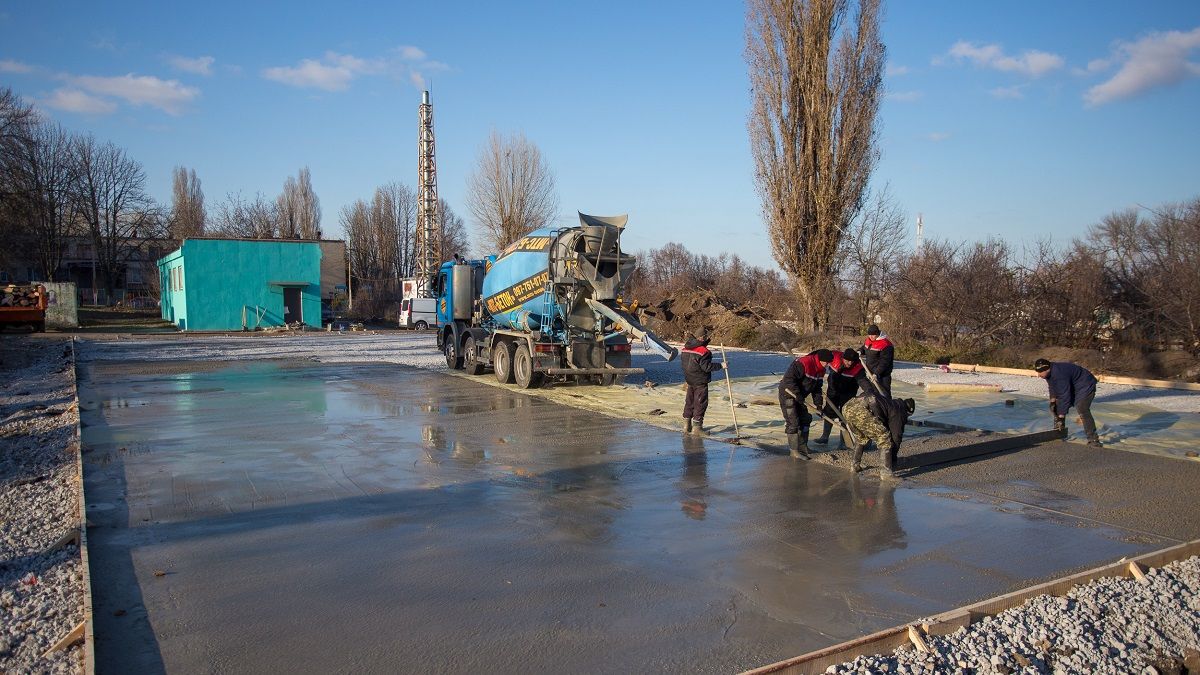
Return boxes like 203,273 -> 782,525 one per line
434,258 -> 491,368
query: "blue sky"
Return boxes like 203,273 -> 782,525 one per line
2,1 -> 1199,268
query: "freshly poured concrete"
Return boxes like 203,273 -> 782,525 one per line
79,362 -> 1193,674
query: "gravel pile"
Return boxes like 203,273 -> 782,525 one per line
826,556 -> 1200,675
0,336 -> 84,674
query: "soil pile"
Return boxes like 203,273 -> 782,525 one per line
637,288 -> 798,350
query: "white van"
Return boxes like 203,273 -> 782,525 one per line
399,297 -> 437,330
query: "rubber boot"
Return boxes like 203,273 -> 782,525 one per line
693,419 -> 706,436
879,444 -> 895,477
814,421 -> 831,445
851,443 -> 865,472
787,433 -> 810,460
684,418 -> 692,434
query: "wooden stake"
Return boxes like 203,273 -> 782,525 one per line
42,621 -> 85,658
719,346 -> 741,441
1128,561 -> 1148,583
907,625 -> 930,653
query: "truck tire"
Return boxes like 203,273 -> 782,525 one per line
513,344 -> 544,389
444,338 -> 463,370
463,336 -> 486,376
601,373 -> 624,386
493,341 -> 515,384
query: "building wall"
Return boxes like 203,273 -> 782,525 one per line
158,240 -> 321,331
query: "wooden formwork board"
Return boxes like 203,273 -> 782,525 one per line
900,429 -> 1063,471
947,362 -> 1200,392
741,538 -> 1200,675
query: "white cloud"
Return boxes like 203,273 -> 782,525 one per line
990,85 -> 1025,99
67,74 -> 199,114
42,88 -> 117,115
0,58 -> 32,74
263,47 -> 447,91
945,41 -> 1064,77
1085,27 -> 1200,106
168,55 -> 215,76
885,63 -> 910,77
397,45 -> 426,61
886,90 -> 922,102
926,132 -> 950,142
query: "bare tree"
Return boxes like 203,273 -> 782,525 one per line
0,87 -> 39,269
169,166 -> 205,240
466,130 -> 558,250
438,198 -> 469,261
212,192 -> 278,238
838,187 -> 908,327
18,123 -> 79,280
277,167 -> 322,239
71,135 -> 163,304
746,0 -> 885,330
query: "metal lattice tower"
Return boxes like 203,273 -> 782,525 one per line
415,90 -> 439,298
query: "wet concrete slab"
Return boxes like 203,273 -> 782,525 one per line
79,362 -> 1184,674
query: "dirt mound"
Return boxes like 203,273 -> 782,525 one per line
638,288 -> 799,350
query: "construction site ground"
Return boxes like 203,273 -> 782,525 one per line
58,331 -> 1200,673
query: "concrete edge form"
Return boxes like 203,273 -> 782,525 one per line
740,538 -> 1200,675
947,362 -> 1200,392
900,429 -> 1064,470
70,337 -> 96,675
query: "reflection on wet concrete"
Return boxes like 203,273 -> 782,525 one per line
80,361 -> 1176,674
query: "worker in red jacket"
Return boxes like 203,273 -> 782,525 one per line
860,324 -> 895,398
778,349 -> 834,459
816,348 -> 872,448
680,334 -> 724,434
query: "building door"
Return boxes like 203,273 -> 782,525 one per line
283,288 -> 302,324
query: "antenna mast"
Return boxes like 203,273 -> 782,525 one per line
415,90 -> 439,298
916,213 -> 924,250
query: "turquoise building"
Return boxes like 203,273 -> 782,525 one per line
158,238 -> 323,331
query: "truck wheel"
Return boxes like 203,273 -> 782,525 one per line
444,338 -> 463,370
493,342 -> 515,384
415,320 -> 428,330
463,336 -> 486,376
601,374 -> 624,386
513,344 -> 544,389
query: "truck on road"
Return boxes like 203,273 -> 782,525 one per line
435,213 -> 676,388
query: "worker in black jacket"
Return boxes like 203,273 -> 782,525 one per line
815,348 -> 871,448
860,324 -> 895,398
1034,358 -> 1101,447
778,349 -> 834,459
841,391 -> 916,475
680,334 -> 724,434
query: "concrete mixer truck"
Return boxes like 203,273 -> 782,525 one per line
434,212 -> 677,388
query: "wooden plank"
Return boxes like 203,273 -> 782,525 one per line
41,621 -> 84,658
743,538 -> 1200,675
907,625 -> 930,653
1129,561 -> 1148,583
947,362 -> 1200,392
924,382 -> 1003,393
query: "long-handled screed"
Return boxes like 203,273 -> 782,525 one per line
719,346 -> 742,444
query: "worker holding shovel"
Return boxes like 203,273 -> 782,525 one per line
680,333 -> 724,435
815,348 -> 872,449
779,349 -> 834,459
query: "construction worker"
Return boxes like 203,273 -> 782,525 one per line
860,324 -> 895,398
1034,358 -> 1101,447
681,333 -> 724,434
815,348 -> 871,448
779,348 -> 834,460
842,391 -> 916,475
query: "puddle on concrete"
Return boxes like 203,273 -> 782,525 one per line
79,360 -> 1175,674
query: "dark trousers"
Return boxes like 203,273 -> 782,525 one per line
779,389 -> 812,435
683,384 -> 709,421
1075,389 -> 1098,441
874,374 -> 892,398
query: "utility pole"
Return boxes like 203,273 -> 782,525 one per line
916,213 -> 924,251
414,90 -> 439,299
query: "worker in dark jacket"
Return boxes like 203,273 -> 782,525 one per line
778,349 -> 834,460
860,324 -> 895,398
680,334 -> 724,434
1034,358 -> 1101,447
842,392 -> 916,475
815,348 -> 871,448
